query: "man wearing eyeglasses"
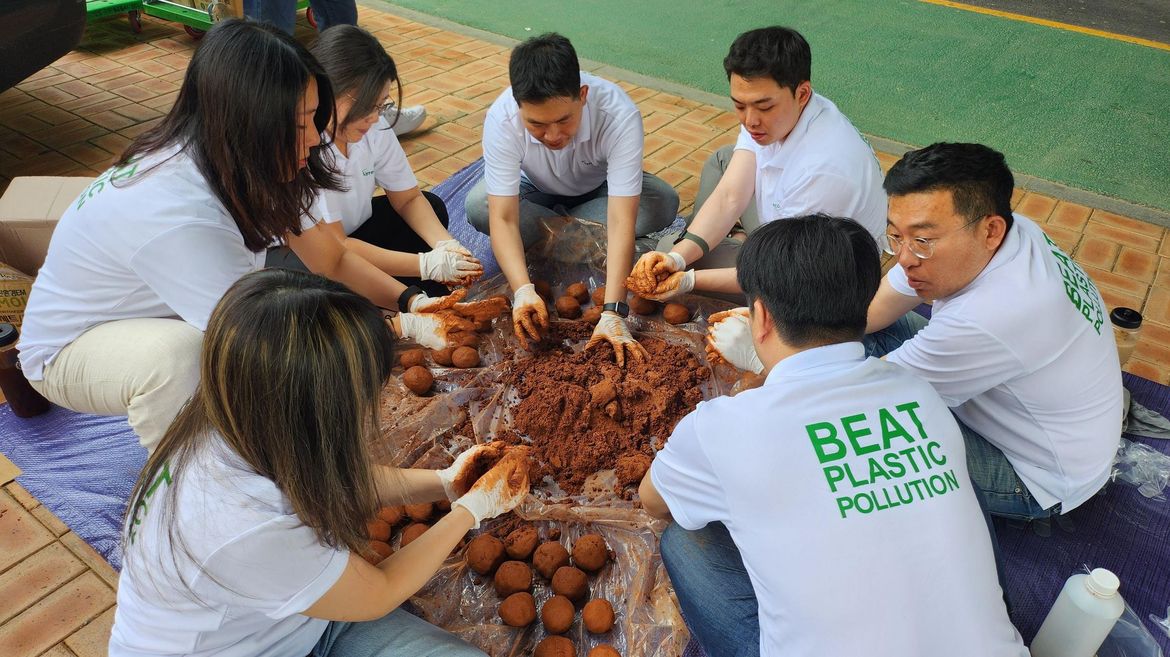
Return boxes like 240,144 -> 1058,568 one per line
862,142 -> 1123,521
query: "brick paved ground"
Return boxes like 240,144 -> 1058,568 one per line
1,5 -> 1168,655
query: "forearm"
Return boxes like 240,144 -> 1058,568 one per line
373,507 -> 475,611
693,267 -> 742,294
392,189 -> 453,247
674,192 -> 747,265
323,251 -> 406,309
342,237 -> 423,278
372,465 -> 449,505
604,197 -> 638,303
488,196 -> 531,291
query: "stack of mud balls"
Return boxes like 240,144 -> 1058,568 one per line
535,279 -> 692,327
362,500 -> 452,564
465,528 -> 623,657
398,323 -> 489,397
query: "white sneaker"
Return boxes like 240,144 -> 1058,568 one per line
384,104 -> 427,135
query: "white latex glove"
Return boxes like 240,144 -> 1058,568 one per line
705,307 -> 764,374
436,442 -> 505,501
642,268 -> 694,301
585,312 -> 647,367
511,283 -> 549,350
452,447 -> 530,528
419,245 -> 482,285
408,288 -> 466,314
627,251 -> 684,296
397,311 -> 472,349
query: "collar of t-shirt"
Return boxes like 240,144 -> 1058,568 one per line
525,95 -> 594,148
752,92 -> 828,171
764,341 -> 866,385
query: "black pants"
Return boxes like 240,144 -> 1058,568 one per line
266,191 -> 451,298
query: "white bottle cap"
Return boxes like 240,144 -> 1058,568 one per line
1086,568 -> 1120,598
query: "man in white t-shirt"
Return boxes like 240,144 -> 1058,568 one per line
465,33 -> 679,365
627,26 -> 885,302
864,142 -> 1124,521
640,215 -> 1026,657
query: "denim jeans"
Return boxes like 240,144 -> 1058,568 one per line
242,0 -> 356,34
465,172 -> 680,247
310,608 -> 485,657
660,522 -> 760,657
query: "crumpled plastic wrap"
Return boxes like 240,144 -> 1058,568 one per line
1112,438 -> 1170,501
369,218 -> 742,656
1071,566 -> 1166,657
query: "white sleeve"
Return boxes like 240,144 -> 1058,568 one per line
483,108 -> 524,197
128,223 -> 260,331
773,171 -> 866,226
195,516 -> 349,618
302,192 -> 329,229
887,314 -> 1025,407
604,110 -> 644,197
373,127 -> 419,193
649,410 -> 729,530
733,126 -> 757,153
886,264 -> 914,296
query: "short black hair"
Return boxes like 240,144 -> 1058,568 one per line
509,32 -> 581,104
884,143 -> 1016,233
736,215 -> 880,347
723,26 -> 811,91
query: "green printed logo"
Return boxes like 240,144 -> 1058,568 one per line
806,401 -> 960,519
75,161 -> 140,211
1044,233 -> 1104,334
127,461 -> 172,545
362,167 -> 375,176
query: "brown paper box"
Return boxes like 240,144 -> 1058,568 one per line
0,176 -> 95,276
0,262 -> 33,330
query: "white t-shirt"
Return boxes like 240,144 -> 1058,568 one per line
17,148 -> 322,381
109,435 -> 348,657
886,214 -> 1123,512
652,342 -> 1027,657
482,72 -> 643,198
322,117 -> 419,235
734,93 -> 886,244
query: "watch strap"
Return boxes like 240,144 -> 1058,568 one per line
601,301 -> 630,318
397,285 -> 424,313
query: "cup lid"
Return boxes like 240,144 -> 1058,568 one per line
1110,307 -> 1143,329
1086,568 -> 1120,598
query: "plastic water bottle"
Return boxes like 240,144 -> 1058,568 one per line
1030,568 -> 1126,657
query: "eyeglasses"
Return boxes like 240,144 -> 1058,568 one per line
346,94 -> 395,117
883,215 -> 988,260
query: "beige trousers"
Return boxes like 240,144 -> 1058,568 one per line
29,318 -> 203,452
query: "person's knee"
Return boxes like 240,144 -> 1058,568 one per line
636,178 -> 681,235
422,190 -> 450,228
146,323 -> 204,396
464,187 -> 490,234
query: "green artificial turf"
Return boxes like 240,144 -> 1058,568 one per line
381,0 -> 1170,212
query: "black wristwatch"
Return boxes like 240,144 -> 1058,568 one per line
601,301 -> 630,318
397,285 -> 424,313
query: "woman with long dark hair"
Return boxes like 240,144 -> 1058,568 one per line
18,20 -> 471,451
109,268 -> 529,656
267,25 -> 482,299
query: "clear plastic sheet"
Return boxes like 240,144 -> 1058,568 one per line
1074,566 -> 1167,657
369,218 -> 741,656
1113,438 -> 1170,501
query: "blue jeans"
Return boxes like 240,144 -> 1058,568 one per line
660,522 -> 760,657
242,0 -> 356,34
310,608 -> 485,657
465,172 -> 680,247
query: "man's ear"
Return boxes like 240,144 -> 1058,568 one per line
578,84 -> 590,104
751,298 -> 773,342
983,214 -> 1008,251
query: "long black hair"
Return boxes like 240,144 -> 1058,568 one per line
116,19 -> 342,251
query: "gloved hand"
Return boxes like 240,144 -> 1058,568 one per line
512,283 -> 549,350
626,251 -> 685,296
452,446 -> 531,528
452,295 -> 509,323
641,269 -> 694,301
585,311 -> 647,367
409,288 -> 467,314
397,310 -> 474,349
419,244 -> 483,286
436,442 -> 506,501
705,307 -> 764,374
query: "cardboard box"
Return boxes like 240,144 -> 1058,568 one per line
0,176 -> 95,276
0,262 -> 32,330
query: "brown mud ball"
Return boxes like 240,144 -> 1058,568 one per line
403,366 -> 433,395
504,526 -> 539,560
588,645 -> 622,657
498,591 -> 537,627
663,303 -> 691,325
456,332 -> 481,348
452,346 -> 480,368
465,534 -> 506,575
566,282 -> 590,303
551,566 -> 588,601
400,523 -> 428,546
583,599 -> 616,634
572,534 -> 610,573
540,595 -> 576,635
591,286 -> 606,306
614,452 -> 652,487
535,636 -> 574,657
533,541 -> 571,579
431,346 -> 455,367
399,348 -> 426,369
405,502 -> 433,522
366,519 -> 392,542
364,540 -> 393,565
555,296 -> 582,319
493,560 -> 533,597
377,506 -> 404,526
629,295 -> 659,315
581,306 -> 603,325
534,280 -> 554,301
435,499 -> 452,513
